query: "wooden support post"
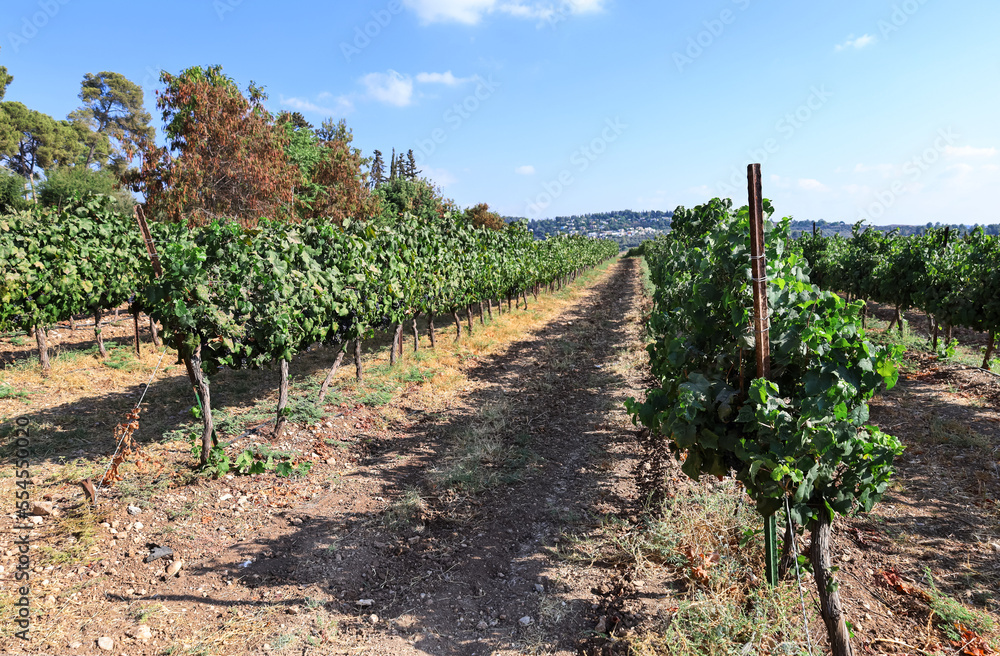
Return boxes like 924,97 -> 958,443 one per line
275,359 -> 289,438
35,325 -> 50,375
354,340 -> 364,383
748,164 -> 778,587
747,164 -> 771,382
132,306 -> 141,356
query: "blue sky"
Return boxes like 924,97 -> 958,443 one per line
3,0 -> 998,225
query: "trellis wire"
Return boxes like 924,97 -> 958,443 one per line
92,344 -> 170,500
785,495 -> 815,655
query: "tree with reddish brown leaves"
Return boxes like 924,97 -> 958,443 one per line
126,65 -> 299,227
304,118 -> 379,224
465,202 -> 507,231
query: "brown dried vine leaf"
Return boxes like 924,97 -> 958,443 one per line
101,408 -> 144,488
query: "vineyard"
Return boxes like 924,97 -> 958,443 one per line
798,225 -> 1000,369
1,194 -> 999,655
0,194 -> 617,466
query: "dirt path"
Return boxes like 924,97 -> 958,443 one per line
238,256 -> 649,655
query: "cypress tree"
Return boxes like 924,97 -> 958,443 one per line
371,149 -> 385,187
406,149 -> 420,180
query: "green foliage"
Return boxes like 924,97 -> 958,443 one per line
0,196 -> 150,332
0,63 -> 11,102
936,337 -> 958,360
37,167 -> 135,213
0,101 -> 94,197
800,225 -> 1000,342
189,433 -> 312,479
68,71 -> 154,172
628,198 -> 903,525
375,177 -> 447,223
0,167 -> 28,213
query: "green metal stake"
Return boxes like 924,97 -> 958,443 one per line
764,512 -> 779,586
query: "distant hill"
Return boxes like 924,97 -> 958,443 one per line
504,211 -> 1000,246
505,209 -> 673,248
789,219 -> 1000,238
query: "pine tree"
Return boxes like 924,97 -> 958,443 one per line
370,149 -> 385,188
406,149 -> 420,180
389,148 -> 398,181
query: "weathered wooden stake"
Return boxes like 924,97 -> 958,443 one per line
354,340 -> 364,383
747,164 -> 778,588
132,306 -> 141,356
275,359 -> 289,438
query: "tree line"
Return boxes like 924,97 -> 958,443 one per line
0,56 -> 506,230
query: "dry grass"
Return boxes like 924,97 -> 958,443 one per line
928,416 -> 991,449
428,396 -> 528,495
0,342 -> 181,421
556,478 -> 816,654
383,486 -> 427,528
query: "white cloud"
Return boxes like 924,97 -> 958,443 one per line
404,0 -> 494,23
403,0 -> 604,24
686,185 -> 713,197
279,94 -> 354,116
515,165 -> 535,175
835,33 -> 876,51
361,70 -> 414,107
798,178 -> 829,192
416,71 -> 476,86
423,167 -> 457,187
943,145 -> 997,159
769,174 -> 791,189
853,162 -> 896,177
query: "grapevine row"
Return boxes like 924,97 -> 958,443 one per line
1,196 -> 618,463
628,198 -> 902,652
797,225 -> 1000,367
